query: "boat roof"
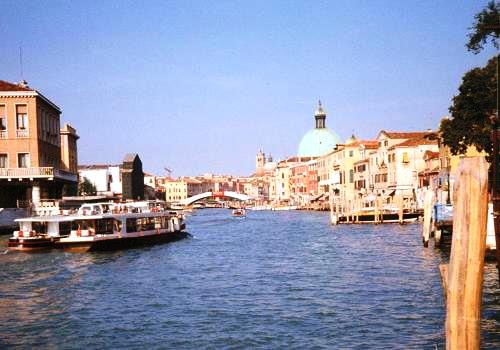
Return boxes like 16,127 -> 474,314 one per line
15,211 -> 179,223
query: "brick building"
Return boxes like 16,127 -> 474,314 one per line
0,80 -> 78,207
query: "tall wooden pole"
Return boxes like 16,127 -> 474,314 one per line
422,189 -> 434,247
492,53 -> 500,282
445,157 -> 488,350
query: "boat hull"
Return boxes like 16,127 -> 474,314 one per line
54,231 -> 188,252
8,237 -> 56,251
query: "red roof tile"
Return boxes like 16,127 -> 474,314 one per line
359,140 -> 378,149
389,138 -> 438,149
423,150 -> 440,159
0,80 -> 34,92
381,130 -> 432,139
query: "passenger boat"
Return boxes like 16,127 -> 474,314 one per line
232,208 -> 246,217
8,201 -> 187,252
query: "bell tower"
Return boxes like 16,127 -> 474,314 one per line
256,150 -> 265,177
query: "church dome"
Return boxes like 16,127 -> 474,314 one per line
297,101 -> 341,157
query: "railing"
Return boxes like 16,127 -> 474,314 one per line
16,129 -> 29,138
0,167 -> 77,182
0,130 -> 7,139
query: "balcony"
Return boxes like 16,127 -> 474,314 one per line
16,129 -> 29,138
0,167 -> 78,182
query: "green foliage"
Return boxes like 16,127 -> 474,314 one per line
466,1 -> 500,54
440,56 -> 497,160
79,177 -> 97,195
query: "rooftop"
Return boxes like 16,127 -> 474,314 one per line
78,164 -> 120,170
389,138 -> 438,149
0,80 -> 33,92
379,130 -> 432,139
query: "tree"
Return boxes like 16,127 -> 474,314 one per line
466,1 -> 500,54
440,57 -> 497,160
79,177 -> 97,195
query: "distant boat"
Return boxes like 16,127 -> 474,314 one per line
248,205 -> 272,211
271,205 -> 298,211
232,209 -> 246,217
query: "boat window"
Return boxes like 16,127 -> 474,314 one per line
32,222 -> 48,234
126,218 -> 137,233
59,222 -> 71,236
96,219 -> 114,235
144,217 -> 155,231
113,220 -> 122,233
72,220 -> 94,231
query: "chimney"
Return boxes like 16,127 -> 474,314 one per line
18,80 -> 29,88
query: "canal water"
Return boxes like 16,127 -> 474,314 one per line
0,209 -> 499,349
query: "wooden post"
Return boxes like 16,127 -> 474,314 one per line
422,189 -> 434,247
445,157 -> 488,350
355,197 -> 359,223
374,195 -> 379,224
398,194 -> 404,224
330,196 -> 338,225
435,228 -> 442,247
346,201 -> 351,224
439,263 -> 449,300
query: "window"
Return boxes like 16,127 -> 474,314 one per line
349,169 -> 354,183
349,150 -> 354,157
18,153 -> 30,168
0,154 -> 7,168
402,152 -> 409,163
16,105 -> 28,130
0,105 -> 6,131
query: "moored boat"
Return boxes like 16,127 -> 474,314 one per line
336,207 -> 421,224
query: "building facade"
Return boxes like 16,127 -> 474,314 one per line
0,80 -> 78,207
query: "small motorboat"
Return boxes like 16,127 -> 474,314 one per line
232,209 -> 246,217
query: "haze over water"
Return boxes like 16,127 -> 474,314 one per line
1,209 -> 499,349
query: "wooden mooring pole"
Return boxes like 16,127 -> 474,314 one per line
445,157 -> 488,350
397,194 -> 404,224
422,189 -> 434,247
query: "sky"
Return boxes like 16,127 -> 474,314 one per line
0,1 -> 497,176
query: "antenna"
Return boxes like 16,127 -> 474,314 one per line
19,45 -> 24,80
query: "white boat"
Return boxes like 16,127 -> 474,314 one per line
248,205 -> 272,211
8,202 -> 187,252
271,206 -> 298,211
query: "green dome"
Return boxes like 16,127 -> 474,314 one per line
298,128 -> 341,157
297,101 -> 341,157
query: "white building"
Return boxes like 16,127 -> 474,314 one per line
78,164 -> 122,195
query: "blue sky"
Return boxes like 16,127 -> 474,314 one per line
0,1 -> 497,176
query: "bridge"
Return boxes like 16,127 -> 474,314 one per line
181,191 -> 252,206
